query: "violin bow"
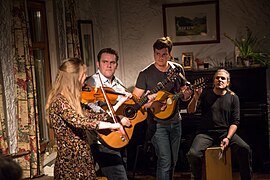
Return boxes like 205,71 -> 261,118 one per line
96,73 -> 128,139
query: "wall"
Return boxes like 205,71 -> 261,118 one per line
78,0 -> 270,88
77,0 -> 270,157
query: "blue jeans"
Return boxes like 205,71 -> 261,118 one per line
187,132 -> 252,180
151,121 -> 182,180
91,144 -> 128,180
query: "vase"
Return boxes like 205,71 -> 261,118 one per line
243,60 -> 250,67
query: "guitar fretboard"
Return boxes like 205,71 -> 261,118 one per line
135,67 -> 180,110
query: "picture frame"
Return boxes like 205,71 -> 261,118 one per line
78,20 -> 96,75
162,1 -> 220,46
182,52 -> 193,69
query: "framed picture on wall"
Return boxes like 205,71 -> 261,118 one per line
182,52 -> 193,69
162,1 -> 220,46
78,20 -> 96,75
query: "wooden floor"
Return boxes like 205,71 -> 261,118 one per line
28,171 -> 270,180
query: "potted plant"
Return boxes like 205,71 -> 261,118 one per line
224,27 -> 269,66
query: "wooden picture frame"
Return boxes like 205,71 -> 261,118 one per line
78,20 -> 96,75
182,52 -> 193,69
162,1 -> 220,46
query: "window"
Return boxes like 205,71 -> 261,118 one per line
28,0 -> 51,148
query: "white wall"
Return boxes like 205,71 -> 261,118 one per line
78,0 -> 270,89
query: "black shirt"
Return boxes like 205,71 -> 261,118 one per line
135,62 -> 187,122
198,88 -> 240,131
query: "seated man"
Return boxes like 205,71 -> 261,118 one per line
186,69 -> 252,180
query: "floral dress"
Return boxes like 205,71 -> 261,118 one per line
49,94 -> 110,180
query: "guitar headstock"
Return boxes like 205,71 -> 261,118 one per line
191,77 -> 206,90
153,67 -> 182,92
141,67 -> 183,103
166,66 -> 181,82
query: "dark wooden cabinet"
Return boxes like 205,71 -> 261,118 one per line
179,67 -> 269,172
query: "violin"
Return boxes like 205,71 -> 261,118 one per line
81,84 -> 125,104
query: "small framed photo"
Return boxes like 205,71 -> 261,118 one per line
182,52 -> 193,69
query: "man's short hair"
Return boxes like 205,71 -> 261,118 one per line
97,48 -> 119,63
153,36 -> 173,53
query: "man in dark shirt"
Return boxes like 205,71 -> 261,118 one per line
187,69 -> 252,180
133,36 -> 192,180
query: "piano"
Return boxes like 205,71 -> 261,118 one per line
179,66 -> 269,172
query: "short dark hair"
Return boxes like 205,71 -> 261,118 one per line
97,48 -> 119,63
153,36 -> 173,53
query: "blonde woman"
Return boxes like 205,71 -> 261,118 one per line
45,58 -> 129,179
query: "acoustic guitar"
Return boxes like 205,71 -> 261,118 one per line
103,66 -> 182,148
150,77 -> 206,120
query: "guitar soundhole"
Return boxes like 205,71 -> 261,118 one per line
124,106 -> 136,119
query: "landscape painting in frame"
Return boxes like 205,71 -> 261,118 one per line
163,1 -> 220,46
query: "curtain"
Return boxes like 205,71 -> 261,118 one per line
65,0 -> 81,58
0,0 -> 81,178
0,0 -> 13,156
11,0 -> 40,178
0,76 -> 9,155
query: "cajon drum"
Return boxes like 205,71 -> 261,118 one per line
204,147 -> 232,180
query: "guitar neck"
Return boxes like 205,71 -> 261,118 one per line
136,76 -> 173,109
172,77 -> 206,100
173,91 -> 184,100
